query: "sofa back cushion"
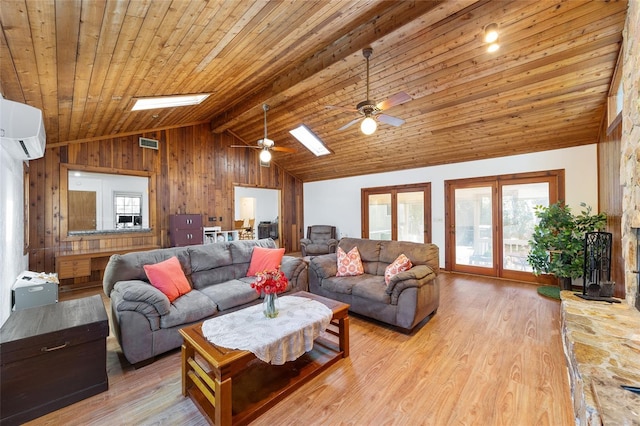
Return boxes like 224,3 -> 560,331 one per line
338,238 -> 381,275
378,240 -> 438,275
337,237 -> 439,277
189,238 -> 276,289
103,247 -> 190,296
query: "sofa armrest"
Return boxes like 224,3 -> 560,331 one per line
327,239 -> 338,252
112,280 -> 171,316
385,265 -> 437,298
280,255 -> 308,292
308,253 -> 338,279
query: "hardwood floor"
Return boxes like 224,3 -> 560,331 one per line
31,273 -> 573,425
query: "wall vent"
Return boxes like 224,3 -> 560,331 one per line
139,137 -> 159,150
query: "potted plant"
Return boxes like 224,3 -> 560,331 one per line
527,201 -> 607,290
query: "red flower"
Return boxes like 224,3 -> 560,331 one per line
251,267 -> 289,295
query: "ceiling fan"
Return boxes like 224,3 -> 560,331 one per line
230,104 -> 296,165
327,48 -> 412,135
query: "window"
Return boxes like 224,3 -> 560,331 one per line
114,193 -> 143,229
607,48 -> 623,133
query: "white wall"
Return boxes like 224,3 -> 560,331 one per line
304,145 -> 599,266
0,143 -> 28,326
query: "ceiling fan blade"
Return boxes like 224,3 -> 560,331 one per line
230,145 -> 259,149
377,114 -> 405,127
376,91 -> 412,111
272,146 -> 297,153
338,117 -> 361,131
326,105 -> 358,113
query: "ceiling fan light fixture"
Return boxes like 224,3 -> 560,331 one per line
259,148 -> 272,163
487,43 -> 500,53
260,138 -> 275,148
360,116 -> 377,135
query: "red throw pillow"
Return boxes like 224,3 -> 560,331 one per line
336,246 -> 364,277
247,247 -> 285,276
384,253 -> 413,285
143,256 -> 191,302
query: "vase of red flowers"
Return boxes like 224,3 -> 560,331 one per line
251,268 -> 288,318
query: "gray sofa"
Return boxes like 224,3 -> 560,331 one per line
103,238 -> 307,366
308,237 -> 439,331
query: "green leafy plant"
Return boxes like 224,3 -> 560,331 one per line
527,201 -> 607,279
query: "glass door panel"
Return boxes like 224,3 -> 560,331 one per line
454,187 -> 493,268
368,193 -> 392,240
501,182 -> 549,272
398,191 -> 424,243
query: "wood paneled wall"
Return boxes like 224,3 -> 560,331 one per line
28,124 -> 304,289
598,119 -> 624,297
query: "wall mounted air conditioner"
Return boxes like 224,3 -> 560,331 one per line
0,97 -> 46,160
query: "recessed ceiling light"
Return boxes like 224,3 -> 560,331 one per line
484,23 -> 499,43
131,93 -> 210,111
289,125 -> 331,156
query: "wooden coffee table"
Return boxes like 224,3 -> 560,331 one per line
179,291 -> 349,426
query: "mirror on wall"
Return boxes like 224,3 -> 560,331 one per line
61,165 -> 154,237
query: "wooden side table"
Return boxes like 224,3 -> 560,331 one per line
0,294 -> 109,425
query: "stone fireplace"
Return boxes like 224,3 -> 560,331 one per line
559,3 -> 640,425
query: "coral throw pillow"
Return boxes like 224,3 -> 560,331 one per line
143,256 -> 191,302
247,247 -> 285,276
384,254 -> 413,285
336,246 -> 364,277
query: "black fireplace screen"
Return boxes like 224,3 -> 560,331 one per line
582,231 -> 612,291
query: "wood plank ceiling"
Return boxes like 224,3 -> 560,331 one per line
0,0 -> 628,182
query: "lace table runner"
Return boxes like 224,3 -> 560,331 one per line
201,295 -> 333,365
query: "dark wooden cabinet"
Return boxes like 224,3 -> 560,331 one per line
0,295 -> 109,425
169,214 -> 203,246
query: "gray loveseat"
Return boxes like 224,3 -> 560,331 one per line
308,237 -> 439,331
103,238 -> 307,365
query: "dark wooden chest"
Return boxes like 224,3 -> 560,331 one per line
0,294 -> 109,425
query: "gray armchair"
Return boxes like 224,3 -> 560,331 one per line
300,225 -> 338,257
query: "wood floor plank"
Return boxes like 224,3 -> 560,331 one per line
32,272 -> 573,425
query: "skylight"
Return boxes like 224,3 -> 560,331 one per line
131,94 -> 210,111
289,125 -> 330,156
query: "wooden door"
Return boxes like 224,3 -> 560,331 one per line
68,191 -> 96,231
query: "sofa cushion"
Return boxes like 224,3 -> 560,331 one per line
189,243 -> 233,272
143,256 -> 192,302
160,290 -> 218,329
352,277 -> 391,304
199,279 -> 260,311
384,254 -> 413,285
114,279 -> 171,316
247,247 -> 285,276
336,246 -> 364,277
321,273 -> 379,295
338,238 -> 381,275
103,247 -> 191,296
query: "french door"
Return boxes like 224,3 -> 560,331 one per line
362,183 -> 431,243
445,170 -> 564,282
